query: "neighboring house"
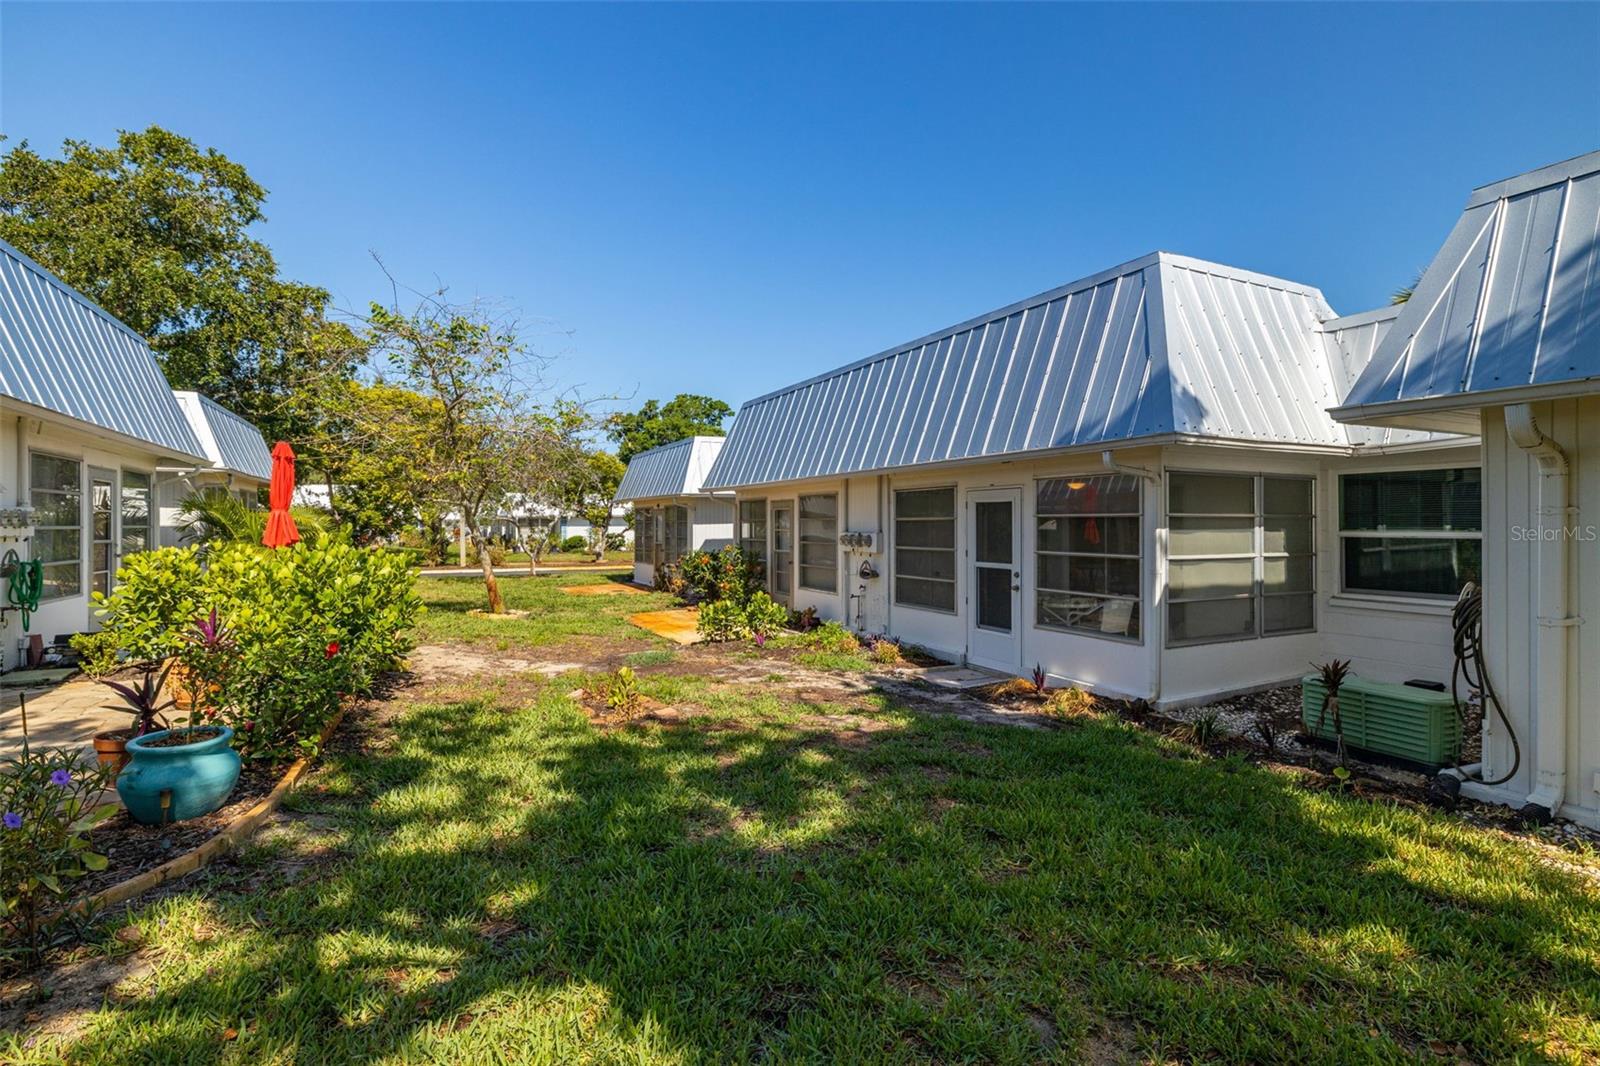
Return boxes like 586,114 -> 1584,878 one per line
614,436 -> 734,586
0,237 -> 223,665
703,251 -> 1479,707
1333,150 -> 1600,829
162,390 -> 274,544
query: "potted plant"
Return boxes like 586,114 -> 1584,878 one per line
93,659 -> 176,776
113,614 -> 242,826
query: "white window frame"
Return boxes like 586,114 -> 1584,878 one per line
120,468 -> 155,559
1034,473 -> 1143,644
738,498 -> 768,579
1337,467 -> 1482,600
797,493 -> 838,594
892,484 -> 957,614
1165,471 -> 1316,648
30,450 -> 83,601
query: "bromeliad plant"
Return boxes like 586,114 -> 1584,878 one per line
99,659 -> 176,738
1313,658 -> 1354,779
0,696 -> 116,969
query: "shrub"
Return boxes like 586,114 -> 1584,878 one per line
677,546 -> 760,606
92,537 -> 423,762
68,629 -> 121,678
1045,687 -> 1098,718
1,725 -> 117,967
560,535 -> 588,553
604,533 -> 627,551
696,599 -> 750,642
869,638 -> 901,664
789,606 -> 819,632
804,621 -> 860,654
743,592 -> 788,639
92,546 -> 204,661
600,666 -> 642,716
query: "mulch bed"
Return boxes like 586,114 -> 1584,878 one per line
74,760 -> 284,899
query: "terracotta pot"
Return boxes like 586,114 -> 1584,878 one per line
92,728 -> 135,776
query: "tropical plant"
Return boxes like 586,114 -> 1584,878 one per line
789,606 -> 820,633
803,621 -> 860,655
870,639 -> 901,665
677,546 -> 761,606
91,538 -> 423,761
600,667 -> 642,716
68,629 -> 121,678
743,592 -> 789,640
1313,658 -> 1354,768
696,599 -> 750,643
176,490 -> 328,547
1030,663 -> 1048,696
99,660 -> 176,738
1177,709 -> 1224,747
0,698 -> 117,968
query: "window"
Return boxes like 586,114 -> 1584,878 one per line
894,487 -> 955,612
30,452 -> 81,600
739,499 -> 768,580
1036,475 -> 1141,640
1340,468 -> 1481,597
633,507 -> 653,563
798,494 -> 837,592
664,505 -> 689,564
121,471 -> 153,557
1166,472 -> 1315,646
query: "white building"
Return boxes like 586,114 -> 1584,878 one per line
703,252 -> 1478,708
1334,150 -> 1600,829
614,436 -> 734,586
0,237 -> 271,666
163,390 -> 274,543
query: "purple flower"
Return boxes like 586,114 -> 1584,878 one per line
2,812 -> 21,830
50,769 -> 72,788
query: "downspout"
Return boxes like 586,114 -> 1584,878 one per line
1103,450 -> 1162,706
1504,404 -> 1575,823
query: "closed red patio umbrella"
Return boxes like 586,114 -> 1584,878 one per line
262,441 -> 301,548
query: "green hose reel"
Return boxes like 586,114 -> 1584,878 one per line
1,549 -> 43,632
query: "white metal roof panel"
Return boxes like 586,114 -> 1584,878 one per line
0,236 -> 206,461
614,435 -> 727,502
1336,150 -> 1600,418
173,391 -> 273,480
705,252 -> 1364,490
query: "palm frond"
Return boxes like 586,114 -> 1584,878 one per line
177,491 -> 329,545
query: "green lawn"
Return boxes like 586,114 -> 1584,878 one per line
12,576 -> 1598,1064
411,572 -> 677,649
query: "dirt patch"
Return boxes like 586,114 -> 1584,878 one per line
561,584 -> 648,597
406,645 -> 585,684
0,949 -> 156,1043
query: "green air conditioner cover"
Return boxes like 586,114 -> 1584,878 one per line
1301,674 -> 1462,768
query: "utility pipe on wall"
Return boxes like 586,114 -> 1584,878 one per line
1504,403 -> 1576,822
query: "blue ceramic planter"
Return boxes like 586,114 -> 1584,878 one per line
116,726 -> 241,825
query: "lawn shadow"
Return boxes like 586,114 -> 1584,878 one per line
44,677 -> 1600,1064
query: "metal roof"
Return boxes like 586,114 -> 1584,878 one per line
173,391 -> 273,481
705,252 -> 1374,490
614,436 -> 728,502
1318,307 -> 1452,448
1334,150 -> 1600,428
0,236 -> 207,461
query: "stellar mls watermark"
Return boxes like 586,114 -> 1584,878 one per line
1510,524 -> 1598,542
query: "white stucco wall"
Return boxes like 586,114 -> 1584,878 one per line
732,440 -> 1472,708
1,414 -> 182,668
1476,398 -> 1599,828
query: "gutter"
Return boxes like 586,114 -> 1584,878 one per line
1504,404 -> 1578,822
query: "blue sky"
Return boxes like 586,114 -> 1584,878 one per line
3,3 -> 1597,420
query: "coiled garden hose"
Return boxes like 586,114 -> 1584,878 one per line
1450,582 -> 1520,787
2,549 -> 43,632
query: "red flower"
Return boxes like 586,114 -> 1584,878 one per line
325,642 -> 340,658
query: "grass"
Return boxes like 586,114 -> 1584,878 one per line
14,576 -> 1599,1063
412,572 -> 677,650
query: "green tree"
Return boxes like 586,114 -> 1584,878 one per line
360,290 -> 573,613
0,126 -> 357,441
608,393 -> 732,462
300,380 -> 440,545
561,450 -> 626,559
